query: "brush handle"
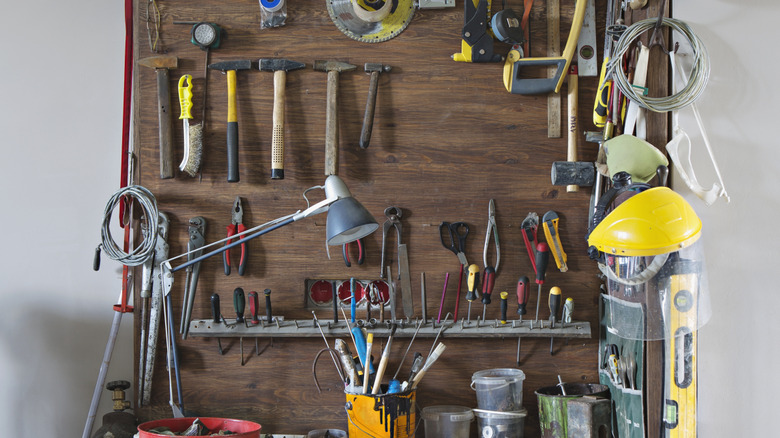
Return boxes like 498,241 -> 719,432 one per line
271,70 -> 286,179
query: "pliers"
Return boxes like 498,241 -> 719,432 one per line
343,237 -> 365,267
224,196 -> 247,276
482,199 -> 500,308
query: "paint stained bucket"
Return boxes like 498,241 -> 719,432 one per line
137,417 -> 261,437
471,368 -> 526,412
345,388 -> 417,438
535,383 -> 609,438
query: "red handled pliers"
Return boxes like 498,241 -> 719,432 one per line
342,237 -> 364,267
223,196 -> 247,276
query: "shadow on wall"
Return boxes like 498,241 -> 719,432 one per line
0,299 -> 135,437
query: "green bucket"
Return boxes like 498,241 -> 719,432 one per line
535,383 -> 609,438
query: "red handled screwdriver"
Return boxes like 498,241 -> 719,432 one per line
481,266 -> 495,321
516,276 -> 529,365
534,243 -> 550,324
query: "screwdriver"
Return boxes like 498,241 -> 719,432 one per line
233,287 -> 245,365
499,292 -> 508,324
264,288 -> 273,323
481,266 -> 495,321
210,293 -> 224,355
549,286 -> 562,355
363,333 -> 374,394
515,276 -> 529,365
465,264 -> 480,322
247,290 -> 260,355
534,243 -> 550,324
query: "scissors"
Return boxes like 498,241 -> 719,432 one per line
439,221 -> 469,267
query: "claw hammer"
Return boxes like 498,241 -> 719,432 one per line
313,60 -> 356,176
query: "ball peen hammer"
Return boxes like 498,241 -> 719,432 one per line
208,60 -> 252,183
258,59 -> 306,180
360,63 -> 391,149
313,60 -> 356,176
138,56 -> 178,179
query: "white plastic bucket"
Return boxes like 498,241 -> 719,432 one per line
422,405 -> 474,438
471,368 -> 526,411
474,408 -> 527,438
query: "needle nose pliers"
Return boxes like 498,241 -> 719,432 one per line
224,196 -> 247,276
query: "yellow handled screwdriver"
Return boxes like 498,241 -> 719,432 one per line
465,264 -> 480,322
549,286 -> 562,355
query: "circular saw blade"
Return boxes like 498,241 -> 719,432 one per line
326,0 -> 415,43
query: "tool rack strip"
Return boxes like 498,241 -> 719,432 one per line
131,0 -> 668,435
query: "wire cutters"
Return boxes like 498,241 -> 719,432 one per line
343,237 -> 365,267
439,221 -> 469,267
482,199 -> 500,300
181,216 -> 206,338
224,196 -> 247,276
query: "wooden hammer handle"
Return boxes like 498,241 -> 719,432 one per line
567,69 -> 579,192
156,68 -> 175,179
360,71 -> 380,149
324,70 -> 339,176
271,70 -> 286,179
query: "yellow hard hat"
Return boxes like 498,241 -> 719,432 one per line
587,187 -> 702,257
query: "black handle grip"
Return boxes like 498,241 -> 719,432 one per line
500,292 -> 508,323
264,289 -> 272,323
211,293 -> 222,323
227,121 -> 239,182
466,271 -> 480,302
233,287 -> 245,322
93,245 -> 101,271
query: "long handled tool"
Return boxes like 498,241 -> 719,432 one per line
141,213 -> 170,406
138,56 -> 178,179
208,60 -> 252,182
258,58 -> 305,179
313,60 -> 356,176
180,217 -> 205,339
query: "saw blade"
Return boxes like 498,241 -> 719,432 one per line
326,0 -> 416,43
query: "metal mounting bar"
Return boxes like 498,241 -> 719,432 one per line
188,318 -> 590,339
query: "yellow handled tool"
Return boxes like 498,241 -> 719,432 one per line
177,75 -> 202,177
542,211 -> 568,272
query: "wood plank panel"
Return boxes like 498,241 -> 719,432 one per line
131,0 -> 615,435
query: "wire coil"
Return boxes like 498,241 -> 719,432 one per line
99,185 -> 159,266
606,17 -> 710,113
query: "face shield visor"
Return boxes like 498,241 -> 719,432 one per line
588,187 -> 711,341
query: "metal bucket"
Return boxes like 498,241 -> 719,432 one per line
535,383 -> 609,438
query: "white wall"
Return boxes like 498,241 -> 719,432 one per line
0,0 -> 774,436
0,1 -> 131,436
672,2 -> 780,437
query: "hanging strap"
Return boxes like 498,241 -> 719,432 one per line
666,52 -> 730,205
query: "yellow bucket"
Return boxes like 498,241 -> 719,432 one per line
345,389 -> 417,438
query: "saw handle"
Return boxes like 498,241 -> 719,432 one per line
226,69 -> 239,183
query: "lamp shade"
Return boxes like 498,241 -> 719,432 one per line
326,197 -> 379,246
